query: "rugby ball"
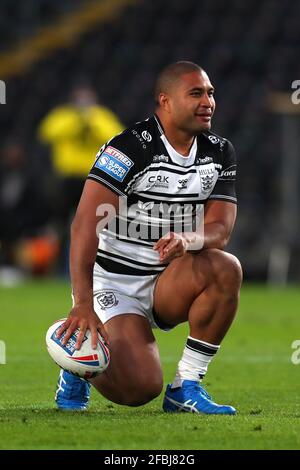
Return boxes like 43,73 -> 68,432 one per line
46,319 -> 110,379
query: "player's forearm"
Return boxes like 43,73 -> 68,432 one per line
181,223 -> 230,253
69,219 -> 99,307
203,222 -> 231,250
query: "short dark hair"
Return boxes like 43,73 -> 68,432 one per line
154,61 -> 204,105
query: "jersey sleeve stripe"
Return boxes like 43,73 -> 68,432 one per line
208,194 -> 237,203
87,174 -> 125,197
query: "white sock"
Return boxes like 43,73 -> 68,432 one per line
171,336 -> 220,388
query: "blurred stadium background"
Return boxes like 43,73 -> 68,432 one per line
0,0 -> 300,284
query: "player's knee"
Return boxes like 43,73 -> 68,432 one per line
216,251 -> 242,295
122,376 -> 163,407
204,249 -> 243,294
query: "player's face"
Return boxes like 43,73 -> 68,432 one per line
168,71 -> 215,134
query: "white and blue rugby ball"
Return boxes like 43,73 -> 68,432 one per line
46,319 -> 110,379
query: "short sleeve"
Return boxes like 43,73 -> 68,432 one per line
87,134 -> 141,197
209,140 -> 237,204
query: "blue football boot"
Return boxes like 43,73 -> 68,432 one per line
55,369 -> 91,410
163,380 -> 236,415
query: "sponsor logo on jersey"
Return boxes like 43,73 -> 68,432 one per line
208,135 -> 220,144
147,175 -> 169,189
105,146 -> 134,168
95,146 -> 133,182
207,135 -> 226,149
177,178 -> 189,189
96,291 -> 119,309
141,130 -> 152,142
131,130 -> 147,149
196,156 -> 213,165
220,165 -> 236,178
153,154 -> 169,163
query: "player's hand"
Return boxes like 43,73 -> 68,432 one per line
153,232 -> 189,263
56,305 -> 109,350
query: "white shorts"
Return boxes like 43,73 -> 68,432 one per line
93,264 -> 172,330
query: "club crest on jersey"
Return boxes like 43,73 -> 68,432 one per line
200,174 -> 215,192
95,146 -> 133,182
197,162 -> 217,193
96,291 -> 119,309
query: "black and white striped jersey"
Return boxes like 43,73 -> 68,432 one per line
88,115 -> 237,276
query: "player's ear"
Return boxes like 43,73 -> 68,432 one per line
158,93 -> 171,113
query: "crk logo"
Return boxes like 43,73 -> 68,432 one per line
141,130 -> 152,142
149,175 -> 169,184
147,175 -> 169,189
97,291 -> 119,309
177,178 -> 189,189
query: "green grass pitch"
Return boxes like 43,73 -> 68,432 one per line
0,280 -> 299,450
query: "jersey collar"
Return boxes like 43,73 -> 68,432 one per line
154,114 -> 164,135
153,114 -> 197,167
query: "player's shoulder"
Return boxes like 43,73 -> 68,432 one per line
201,130 -> 235,154
108,117 -> 156,157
